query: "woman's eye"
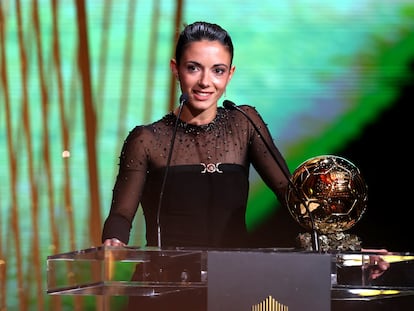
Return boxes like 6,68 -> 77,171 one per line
187,65 -> 198,72
214,67 -> 226,75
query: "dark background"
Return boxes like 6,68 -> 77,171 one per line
343,58 -> 413,252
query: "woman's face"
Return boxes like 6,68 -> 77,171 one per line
171,40 -> 235,113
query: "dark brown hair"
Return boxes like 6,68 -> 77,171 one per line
175,21 -> 234,65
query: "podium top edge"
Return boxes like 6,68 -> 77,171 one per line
47,246 -> 414,259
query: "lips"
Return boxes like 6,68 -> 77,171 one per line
193,90 -> 212,100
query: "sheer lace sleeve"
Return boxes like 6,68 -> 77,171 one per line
101,126 -> 151,244
239,105 -> 291,205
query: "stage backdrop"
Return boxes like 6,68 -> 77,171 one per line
1,0 -> 413,310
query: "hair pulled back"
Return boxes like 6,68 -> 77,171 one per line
175,21 -> 234,65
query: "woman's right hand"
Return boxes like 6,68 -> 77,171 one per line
103,238 -> 126,247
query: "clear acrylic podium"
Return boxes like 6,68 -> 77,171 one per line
46,246 -> 414,310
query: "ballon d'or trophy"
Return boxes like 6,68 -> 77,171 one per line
286,155 -> 368,252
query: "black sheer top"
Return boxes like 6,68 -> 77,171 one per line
102,105 -> 291,248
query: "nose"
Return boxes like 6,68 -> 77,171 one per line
198,71 -> 210,87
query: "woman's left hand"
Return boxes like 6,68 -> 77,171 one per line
362,248 -> 390,280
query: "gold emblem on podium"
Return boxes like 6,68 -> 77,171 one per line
252,295 -> 288,311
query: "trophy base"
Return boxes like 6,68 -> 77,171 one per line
297,232 -> 362,252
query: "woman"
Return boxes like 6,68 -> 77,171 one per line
102,21 -> 291,250
101,20 -> 291,310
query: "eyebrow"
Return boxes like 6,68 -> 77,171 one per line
186,60 -> 229,68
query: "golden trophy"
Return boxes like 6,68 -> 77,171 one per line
286,155 -> 368,252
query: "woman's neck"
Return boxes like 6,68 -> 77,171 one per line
176,105 -> 217,126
